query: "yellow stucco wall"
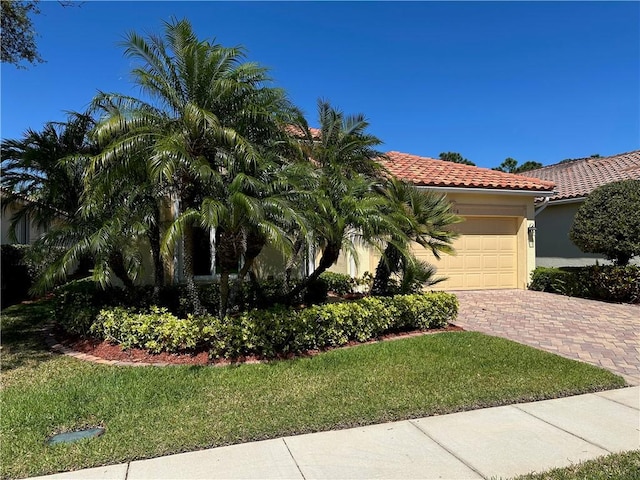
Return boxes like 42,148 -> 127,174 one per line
159,190 -> 538,289
334,190 -> 537,290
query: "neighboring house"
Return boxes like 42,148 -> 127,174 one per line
327,151 -> 555,290
525,150 -> 640,267
0,187 -> 47,245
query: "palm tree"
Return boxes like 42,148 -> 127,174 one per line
30,148 -> 164,294
370,178 -> 462,296
1,113 -> 103,291
1,112 -> 95,235
282,101 -> 400,301
92,18 -> 306,316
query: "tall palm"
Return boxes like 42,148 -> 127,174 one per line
370,178 -> 462,296
92,18 -> 305,315
31,149 -> 164,294
1,112 -> 95,235
283,101 -> 400,300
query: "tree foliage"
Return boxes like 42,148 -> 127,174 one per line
90,18 -> 306,316
439,152 -> 475,166
281,100 -> 396,301
1,18 -> 462,318
370,178 -> 461,296
569,180 -> 640,266
1,112 -> 94,234
493,157 -> 542,174
1,0 -> 43,67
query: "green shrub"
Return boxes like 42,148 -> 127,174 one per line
88,292 -> 458,358
92,306 -> 213,353
319,272 -> 356,296
52,280 -> 101,335
392,293 -> 457,329
529,265 -> 639,303
582,265 -> 640,303
528,267 -> 584,297
1,244 -> 71,308
569,179 -> 640,265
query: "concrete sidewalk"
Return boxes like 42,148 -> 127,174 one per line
30,387 -> 640,480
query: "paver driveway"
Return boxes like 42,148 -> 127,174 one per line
451,290 -> 640,385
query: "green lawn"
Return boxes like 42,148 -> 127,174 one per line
1,301 -> 626,479
514,450 -> 640,480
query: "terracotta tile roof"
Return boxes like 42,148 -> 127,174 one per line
285,125 -> 322,139
382,151 -> 556,193
524,150 -> 640,201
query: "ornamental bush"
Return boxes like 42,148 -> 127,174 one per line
529,265 -> 639,303
88,292 -> 459,358
570,179 -> 640,266
93,306 -> 213,353
319,272 -> 356,296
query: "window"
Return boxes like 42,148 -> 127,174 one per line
15,215 -> 30,245
191,227 -> 240,279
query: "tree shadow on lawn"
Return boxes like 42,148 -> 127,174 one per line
1,300 -> 58,372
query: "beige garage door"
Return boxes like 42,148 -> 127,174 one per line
413,217 -> 519,290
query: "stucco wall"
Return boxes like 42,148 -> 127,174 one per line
534,202 -> 606,267
333,190 -> 537,289
1,204 -> 47,245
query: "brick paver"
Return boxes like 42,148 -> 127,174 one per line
451,290 -> 640,385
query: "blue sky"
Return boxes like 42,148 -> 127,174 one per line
1,1 -> 638,168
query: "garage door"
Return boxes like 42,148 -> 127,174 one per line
412,217 -> 519,290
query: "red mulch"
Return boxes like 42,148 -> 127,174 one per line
59,324 -> 464,366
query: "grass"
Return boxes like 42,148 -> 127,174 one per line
1,301 -> 626,479
514,450 -> 640,480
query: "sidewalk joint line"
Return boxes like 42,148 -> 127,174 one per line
513,405 -> 613,454
124,462 -> 130,480
282,438 -> 306,480
407,419 -> 487,480
593,390 -> 640,411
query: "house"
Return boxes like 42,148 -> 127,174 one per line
0,149 -> 557,292
525,150 -> 640,267
0,187 -> 47,245
327,152 -> 556,290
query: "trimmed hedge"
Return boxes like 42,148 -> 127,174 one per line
88,292 -> 459,359
319,272 -> 356,296
529,265 -> 640,304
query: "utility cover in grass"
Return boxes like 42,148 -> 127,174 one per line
46,427 -> 105,445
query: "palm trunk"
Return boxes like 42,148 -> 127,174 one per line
371,244 -> 402,296
284,238 -> 304,287
108,251 -> 134,290
219,271 -> 230,319
216,230 -> 243,318
281,241 -> 341,303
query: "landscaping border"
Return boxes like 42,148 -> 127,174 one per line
42,321 -> 464,368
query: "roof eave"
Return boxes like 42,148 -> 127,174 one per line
548,196 -> 587,205
416,185 -> 556,197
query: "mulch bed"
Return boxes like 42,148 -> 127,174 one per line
58,324 -> 464,367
